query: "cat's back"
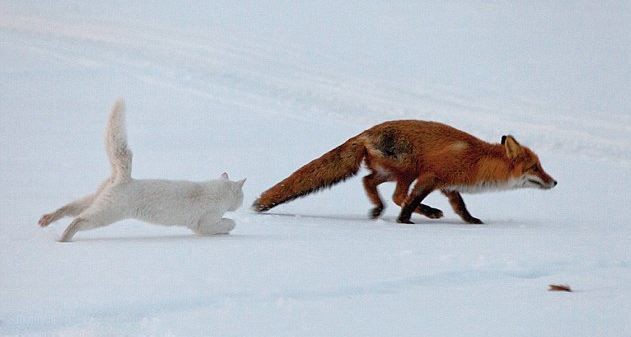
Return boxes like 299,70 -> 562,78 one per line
126,178 -> 205,199
117,178 -> 217,226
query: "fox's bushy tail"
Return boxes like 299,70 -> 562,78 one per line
253,136 -> 366,212
105,99 -> 132,183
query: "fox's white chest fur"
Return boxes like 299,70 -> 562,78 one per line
445,178 -> 525,194
38,100 -> 246,242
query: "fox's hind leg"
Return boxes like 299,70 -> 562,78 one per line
393,179 -> 443,219
441,190 -> 483,224
363,173 -> 391,218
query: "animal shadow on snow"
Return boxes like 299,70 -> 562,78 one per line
74,232 -> 262,243
261,211 -> 523,227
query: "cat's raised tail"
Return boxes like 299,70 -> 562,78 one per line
106,99 -> 133,183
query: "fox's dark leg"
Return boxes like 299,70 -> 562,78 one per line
393,179 -> 443,219
441,190 -> 483,224
397,175 -> 435,224
418,204 -> 444,219
363,173 -> 390,219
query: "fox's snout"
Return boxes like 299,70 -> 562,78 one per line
524,170 -> 557,190
545,179 -> 558,189
538,175 -> 557,189
542,172 -> 558,189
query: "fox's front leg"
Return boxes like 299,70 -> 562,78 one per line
441,190 -> 483,224
397,175 -> 436,224
393,179 -> 443,219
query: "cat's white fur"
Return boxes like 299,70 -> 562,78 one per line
38,100 -> 245,242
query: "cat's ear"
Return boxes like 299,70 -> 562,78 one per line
220,172 -> 229,180
237,178 -> 246,188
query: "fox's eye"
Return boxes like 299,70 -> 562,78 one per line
528,165 -> 538,172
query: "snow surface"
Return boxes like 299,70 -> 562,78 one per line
1,1 -> 630,336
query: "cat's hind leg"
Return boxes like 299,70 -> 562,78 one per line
59,214 -> 120,242
39,194 -> 96,227
39,180 -> 110,227
192,213 -> 235,235
58,202 -> 122,242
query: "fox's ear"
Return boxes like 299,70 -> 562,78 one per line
221,172 -> 229,180
502,135 -> 522,159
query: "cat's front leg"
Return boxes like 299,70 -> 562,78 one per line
215,218 -> 236,234
192,214 -> 235,235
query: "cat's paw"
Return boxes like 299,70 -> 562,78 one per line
216,218 -> 236,234
38,213 -> 54,227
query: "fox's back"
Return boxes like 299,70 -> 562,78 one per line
364,120 -> 485,149
359,120 -> 501,179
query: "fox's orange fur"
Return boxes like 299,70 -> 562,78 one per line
253,120 -> 556,224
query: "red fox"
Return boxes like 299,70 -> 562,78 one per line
253,120 -> 557,224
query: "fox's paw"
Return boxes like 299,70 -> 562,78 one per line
38,213 -> 54,227
252,199 -> 270,213
465,217 -> 484,225
369,206 -> 384,219
396,217 -> 414,224
418,205 -> 443,219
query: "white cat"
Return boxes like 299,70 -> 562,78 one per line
38,100 -> 245,242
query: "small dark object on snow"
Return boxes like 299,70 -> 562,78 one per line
548,284 -> 572,292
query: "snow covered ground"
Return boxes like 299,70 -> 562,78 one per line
1,1 -> 630,336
